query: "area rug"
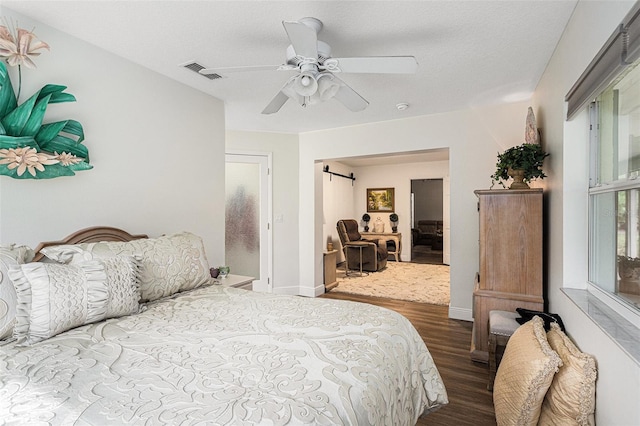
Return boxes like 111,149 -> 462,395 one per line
331,262 -> 450,305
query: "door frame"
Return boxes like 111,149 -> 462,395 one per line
443,176 -> 450,265
225,151 -> 273,292
410,177 -> 450,265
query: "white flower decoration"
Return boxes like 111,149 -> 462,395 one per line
0,24 -> 49,69
0,147 -> 59,177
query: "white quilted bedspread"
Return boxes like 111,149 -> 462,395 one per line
0,285 -> 448,425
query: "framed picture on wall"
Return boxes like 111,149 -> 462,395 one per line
367,188 -> 395,212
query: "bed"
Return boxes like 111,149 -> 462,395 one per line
0,227 -> 448,425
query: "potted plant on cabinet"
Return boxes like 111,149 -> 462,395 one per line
389,213 -> 399,232
617,255 -> 640,295
491,143 -> 549,189
362,213 -> 371,231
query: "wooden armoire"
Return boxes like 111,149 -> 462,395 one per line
471,189 -> 545,363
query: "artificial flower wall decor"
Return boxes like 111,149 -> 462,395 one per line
0,21 -> 91,179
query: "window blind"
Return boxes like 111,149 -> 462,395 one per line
565,2 -> 640,120
622,4 -> 640,64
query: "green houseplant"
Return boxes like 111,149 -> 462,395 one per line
617,255 -> 640,280
491,143 -> 549,189
617,255 -> 640,295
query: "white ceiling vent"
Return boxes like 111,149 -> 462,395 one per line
180,61 -> 225,80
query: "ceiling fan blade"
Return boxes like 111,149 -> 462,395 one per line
283,20 -> 318,59
261,90 -> 290,115
200,65 -> 295,75
328,56 -> 419,74
262,76 -> 305,114
332,78 -> 369,112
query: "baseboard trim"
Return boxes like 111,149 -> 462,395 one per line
449,306 -> 473,322
284,285 -> 325,297
273,286 -> 306,296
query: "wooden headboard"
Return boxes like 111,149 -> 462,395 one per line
33,226 -> 148,262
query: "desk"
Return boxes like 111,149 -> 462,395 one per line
216,274 -> 254,290
361,232 -> 402,261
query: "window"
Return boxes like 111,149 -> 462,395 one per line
565,1 -> 640,356
589,59 -> 640,311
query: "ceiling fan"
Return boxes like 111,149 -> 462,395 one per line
199,17 -> 418,114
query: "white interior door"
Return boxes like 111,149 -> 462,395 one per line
225,153 -> 272,292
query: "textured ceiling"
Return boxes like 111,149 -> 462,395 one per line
3,0 -> 577,134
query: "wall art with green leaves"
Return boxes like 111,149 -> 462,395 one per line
0,23 -> 91,179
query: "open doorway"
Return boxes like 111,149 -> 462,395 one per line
411,179 -> 444,265
322,149 -> 451,306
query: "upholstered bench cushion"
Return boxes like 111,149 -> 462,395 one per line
490,310 -> 520,336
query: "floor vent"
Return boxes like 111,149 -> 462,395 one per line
181,61 -> 224,80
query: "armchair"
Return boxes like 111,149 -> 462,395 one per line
336,219 -> 388,272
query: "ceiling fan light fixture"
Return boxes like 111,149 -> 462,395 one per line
317,73 -> 341,101
306,91 -> 322,106
293,70 -> 319,96
300,75 -> 313,87
258,16 -> 416,114
282,78 -> 305,106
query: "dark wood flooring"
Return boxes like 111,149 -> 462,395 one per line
320,292 -> 496,426
411,244 -> 444,265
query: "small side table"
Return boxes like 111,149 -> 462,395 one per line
345,242 -> 370,277
323,250 -> 339,291
217,274 -> 254,290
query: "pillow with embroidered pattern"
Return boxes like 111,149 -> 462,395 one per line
9,256 -> 140,345
42,232 -> 212,302
538,323 -> 597,425
0,244 -> 34,340
493,315 -> 563,426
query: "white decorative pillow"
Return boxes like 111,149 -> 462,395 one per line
493,315 -> 563,426
539,323 -> 597,425
42,232 -> 212,302
9,256 -> 140,344
100,256 -> 141,318
0,244 -> 34,340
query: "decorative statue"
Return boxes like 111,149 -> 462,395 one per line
525,106 -> 541,145
373,216 -> 384,233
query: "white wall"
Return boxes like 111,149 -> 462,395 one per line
0,8 -> 226,265
299,102 -> 529,312
323,161 -> 356,263
533,0 -> 640,424
225,130 -> 300,294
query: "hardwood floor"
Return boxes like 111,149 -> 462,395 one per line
411,244 -> 444,265
320,292 -> 497,426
